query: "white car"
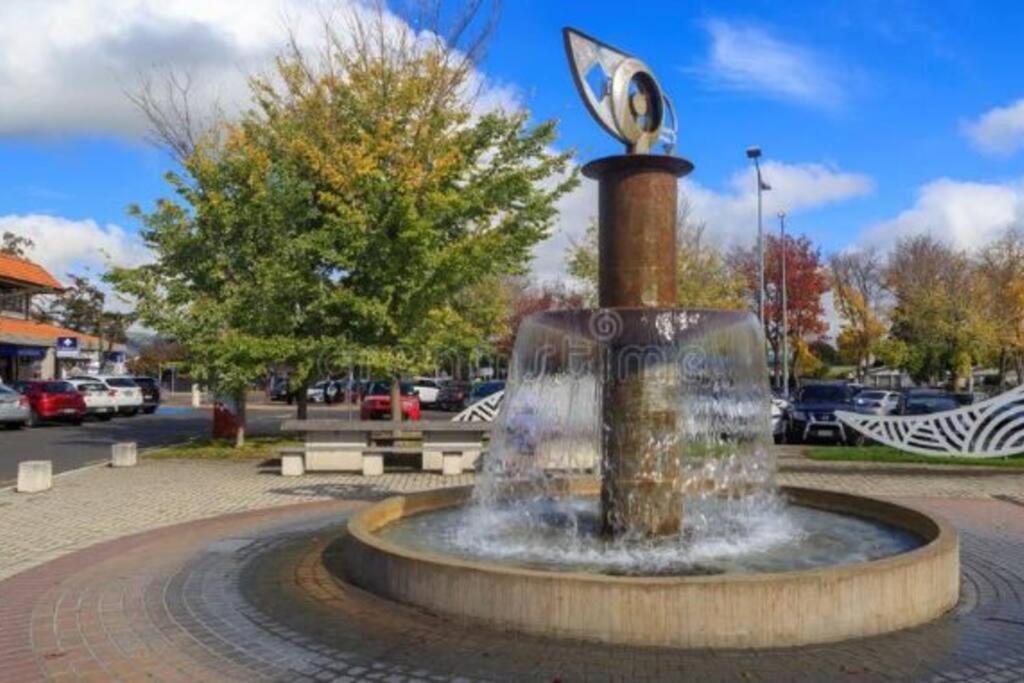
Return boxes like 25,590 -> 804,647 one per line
66,378 -> 118,420
411,377 -> 446,406
69,375 -> 144,416
771,396 -> 789,443
0,383 -> 29,429
853,390 -> 901,416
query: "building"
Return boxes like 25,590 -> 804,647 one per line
0,253 -> 125,383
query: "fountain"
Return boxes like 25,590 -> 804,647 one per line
337,28 -> 959,648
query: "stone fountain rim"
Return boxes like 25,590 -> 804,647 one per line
344,481 -> 957,585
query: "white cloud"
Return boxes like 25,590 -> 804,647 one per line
859,178 -> 1024,251
531,160 -> 872,280
685,161 -> 873,247
699,19 -> 844,109
963,99 -> 1024,156
0,0 -> 520,138
0,214 -> 150,283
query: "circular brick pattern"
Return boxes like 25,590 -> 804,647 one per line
2,499 -> 1024,681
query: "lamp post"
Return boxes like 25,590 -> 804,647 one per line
746,147 -> 771,328
778,211 -> 789,399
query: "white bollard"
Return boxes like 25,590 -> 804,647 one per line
281,453 -> 305,476
111,442 -> 138,468
17,461 -> 52,493
191,384 -> 202,408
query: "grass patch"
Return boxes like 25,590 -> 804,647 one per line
146,436 -> 300,461
805,445 -> 1024,468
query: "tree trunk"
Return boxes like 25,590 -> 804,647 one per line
297,382 -> 309,420
391,374 -> 403,421
235,392 -> 247,448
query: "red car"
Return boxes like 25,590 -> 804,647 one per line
360,381 -> 421,421
12,380 -> 87,426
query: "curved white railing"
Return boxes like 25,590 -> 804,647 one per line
837,384 -> 1024,457
452,390 -> 505,422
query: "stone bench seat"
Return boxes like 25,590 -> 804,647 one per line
279,419 -> 491,476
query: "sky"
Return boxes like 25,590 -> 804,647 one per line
3,0 -> 1024,298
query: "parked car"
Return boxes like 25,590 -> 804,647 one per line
853,390 -> 901,416
770,395 -> 789,443
68,375 -> 144,416
66,379 -> 117,420
899,390 -> 959,415
0,383 -> 30,429
436,381 -> 472,411
132,376 -> 161,414
12,380 -> 86,426
786,382 -> 857,444
307,379 -> 346,404
468,380 -> 506,406
270,377 -> 292,402
411,377 -> 446,407
359,381 -> 421,421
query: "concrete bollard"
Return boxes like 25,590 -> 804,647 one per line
281,453 -> 304,476
191,384 -> 202,408
17,461 -> 52,493
111,442 -> 138,468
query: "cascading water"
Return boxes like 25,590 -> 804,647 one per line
380,308 -> 922,576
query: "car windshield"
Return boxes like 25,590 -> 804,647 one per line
858,391 -> 887,400
77,383 -> 106,392
44,381 -> 75,393
366,381 -> 415,396
907,396 -> 958,411
799,385 -> 850,402
104,378 -> 138,388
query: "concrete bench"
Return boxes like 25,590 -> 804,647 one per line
279,447 -> 306,476
280,420 -> 491,476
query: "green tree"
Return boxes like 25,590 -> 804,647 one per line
111,8 -> 575,438
0,231 -> 34,258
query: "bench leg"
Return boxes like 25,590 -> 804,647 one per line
362,454 -> 384,476
442,451 -> 463,476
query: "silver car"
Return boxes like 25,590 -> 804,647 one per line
853,390 -> 901,415
0,383 -> 29,429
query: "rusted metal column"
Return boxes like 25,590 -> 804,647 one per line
583,154 -> 693,538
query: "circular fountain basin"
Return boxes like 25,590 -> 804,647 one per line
340,481 -> 959,649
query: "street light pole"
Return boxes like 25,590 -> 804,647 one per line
779,211 -> 789,399
746,148 -> 770,329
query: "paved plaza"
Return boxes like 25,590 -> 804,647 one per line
1,453 -> 1024,681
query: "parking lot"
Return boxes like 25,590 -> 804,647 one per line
0,401 -> 455,486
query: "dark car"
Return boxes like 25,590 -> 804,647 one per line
899,391 -> 959,415
436,381 -> 472,411
12,380 -> 87,427
786,382 -> 857,444
132,376 -> 161,414
270,377 -> 292,402
468,380 -> 506,406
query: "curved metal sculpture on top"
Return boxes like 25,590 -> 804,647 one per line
837,384 -> 1024,457
563,28 -> 677,154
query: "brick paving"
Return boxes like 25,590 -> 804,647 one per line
2,454 -> 1024,680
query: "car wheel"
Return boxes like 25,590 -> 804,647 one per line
3,421 -> 21,430
70,417 -> 84,426
99,414 -> 113,421
144,406 -> 158,415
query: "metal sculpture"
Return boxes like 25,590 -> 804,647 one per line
452,390 -> 504,422
563,28 -> 677,154
837,384 -> 1024,457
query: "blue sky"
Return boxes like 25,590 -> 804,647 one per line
2,0 -> 1024,285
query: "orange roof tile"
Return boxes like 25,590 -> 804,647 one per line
0,253 -> 63,290
0,316 -> 101,348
